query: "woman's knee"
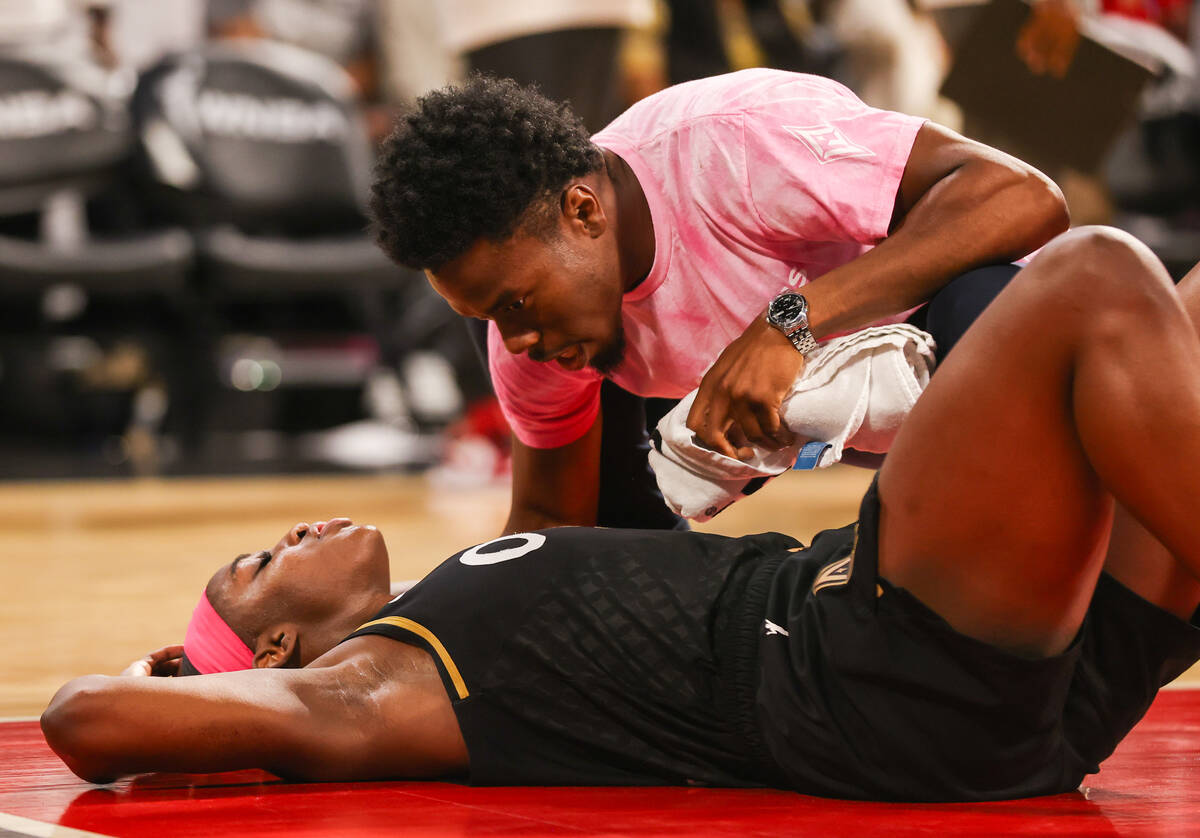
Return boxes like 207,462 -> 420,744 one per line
1026,227 -> 1176,321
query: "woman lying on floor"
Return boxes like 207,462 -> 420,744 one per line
43,228 -> 1200,801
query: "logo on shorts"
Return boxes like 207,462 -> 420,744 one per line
783,123 -> 876,165
811,555 -> 853,594
763,619 -> 790,637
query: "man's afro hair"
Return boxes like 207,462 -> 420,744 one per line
370,75 -> 604,270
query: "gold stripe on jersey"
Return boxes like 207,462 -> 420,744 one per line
354,616 -> 469,699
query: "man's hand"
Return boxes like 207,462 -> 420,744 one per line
686,313 -> 803,459
121,645 -> 184,678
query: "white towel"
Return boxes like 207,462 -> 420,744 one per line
648,323 -> 937,521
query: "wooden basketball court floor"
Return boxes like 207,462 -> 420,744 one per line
3,466 -> 1200,837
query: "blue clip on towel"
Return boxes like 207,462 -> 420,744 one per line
793,440 -> 832,470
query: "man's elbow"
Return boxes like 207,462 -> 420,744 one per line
41,676 -> 122,784
1022,164 -> 1070,238
995,157 -> 1070,245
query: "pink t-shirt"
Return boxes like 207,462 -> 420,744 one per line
490,69 -> 926,449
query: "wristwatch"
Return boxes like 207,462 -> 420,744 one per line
766,292 -> 818,356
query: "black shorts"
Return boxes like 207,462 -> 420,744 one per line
344,526 -> 798,786
755,478 -> 1200,801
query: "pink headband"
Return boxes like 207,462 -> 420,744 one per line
183,590 -> 255,674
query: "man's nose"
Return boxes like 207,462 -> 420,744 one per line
500,325 -> 540,356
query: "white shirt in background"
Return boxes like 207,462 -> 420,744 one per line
436,0 -> 654,54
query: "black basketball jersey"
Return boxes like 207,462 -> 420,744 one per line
342,525 -> 800,786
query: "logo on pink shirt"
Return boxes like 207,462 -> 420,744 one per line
783,123 -> 876,165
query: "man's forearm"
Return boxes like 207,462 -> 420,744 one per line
802,137 -> 1068,339
505,419 -> 603,534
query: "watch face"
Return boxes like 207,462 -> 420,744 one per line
770,293 -> 807,328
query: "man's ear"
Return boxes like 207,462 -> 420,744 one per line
561,183 -> 607,237
253,624 -> 301,669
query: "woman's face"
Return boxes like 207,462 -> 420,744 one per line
206,518 -> 391,642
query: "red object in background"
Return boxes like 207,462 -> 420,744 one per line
428,395 -> 513,486
460,395 -> 512,452
5,689 -> 1200,836
1101,0 -> 1191,26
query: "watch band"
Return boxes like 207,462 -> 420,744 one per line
785,327 -> 818,356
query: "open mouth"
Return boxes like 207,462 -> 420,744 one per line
554,345 -> 588,371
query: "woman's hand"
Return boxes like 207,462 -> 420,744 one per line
121,645 -> 184,678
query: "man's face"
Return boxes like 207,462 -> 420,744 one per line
429,200 -> 628,375
207,519 -> 390,639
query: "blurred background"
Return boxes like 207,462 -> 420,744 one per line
3,0 -> 1200,714
0,0 -> 1196,483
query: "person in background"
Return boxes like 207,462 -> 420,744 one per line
0,0 -> 205,70
433,0 -> 655,133
208,0 -> 378,94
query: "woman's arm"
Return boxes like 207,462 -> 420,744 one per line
43,666 -> 348,782
41,637 -> 467,783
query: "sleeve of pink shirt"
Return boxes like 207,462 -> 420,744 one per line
739,76 -> 926,246
487,322 -> 603,449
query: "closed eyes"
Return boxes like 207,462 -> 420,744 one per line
252,549 -> 272,576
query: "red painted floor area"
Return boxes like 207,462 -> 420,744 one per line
4,690 -> 1200,837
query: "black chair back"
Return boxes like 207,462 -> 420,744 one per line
0,56 -> 133,213
134,41 -> 372,235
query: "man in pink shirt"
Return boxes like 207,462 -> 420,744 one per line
370,71 -> 1068,534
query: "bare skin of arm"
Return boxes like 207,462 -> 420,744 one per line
40,636 -> 467,784
504,412 -> 603,533
687,121 -> 1070,459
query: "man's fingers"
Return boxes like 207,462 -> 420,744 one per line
750,400 -> 796,448
705,427 -> 741,459
690,393 -> 797,458
731,406 -> 769,453
729,404 -> 784,460
728,396 -> 795,452
695,428 -> 739,458
686,375 -> 724,436
687,388 -> 740,458
695,413 -> 741,459
722,425 -> 755,461
726,424 -> 752,450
